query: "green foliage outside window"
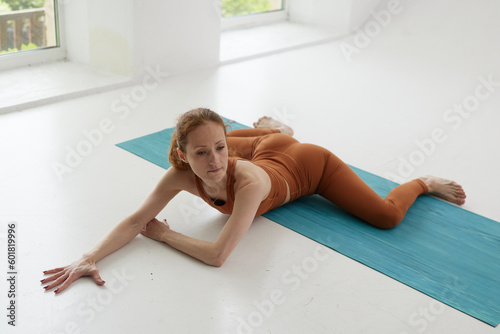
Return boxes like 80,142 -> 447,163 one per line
221,0 -> 271,18
0,0 -> 44,11
0,0 -> 46,54
0,2 -> 11,12
0,42 -> 37,54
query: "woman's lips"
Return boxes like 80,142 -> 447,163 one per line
209,168 -> 222,173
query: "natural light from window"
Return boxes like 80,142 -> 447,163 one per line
221,0 -> 283,18
0,0 -> 58,56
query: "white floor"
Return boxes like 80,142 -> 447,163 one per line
0,62 -> 131,114
1,0 -> 500,333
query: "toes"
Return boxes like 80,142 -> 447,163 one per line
253,116 -> 272,128
453,193 -> 466,205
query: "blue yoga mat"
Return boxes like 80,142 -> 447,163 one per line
116,118 -> 500,327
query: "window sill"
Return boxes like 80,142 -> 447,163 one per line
0,61 -> 132,114
220,21 -> 345,64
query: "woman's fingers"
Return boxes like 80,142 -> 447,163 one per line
90,268 -> 105,286
41,270 -> 66,284
140,218 -> 169,241
43,271 -> 70,291
44,269 -> 101,294
53,272 -> 80,294
41,259 -> 104,294
141,220 -> 151,232
43,267 -> 66,275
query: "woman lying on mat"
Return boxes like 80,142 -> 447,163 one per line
42,108 -> 466,293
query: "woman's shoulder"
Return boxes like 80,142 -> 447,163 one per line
233,159 -> 271,195
233,158 -> 258,178
156,167 -> 197,193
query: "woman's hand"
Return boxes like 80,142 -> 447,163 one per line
41,257 -> 105,294
140,218 -> 170,242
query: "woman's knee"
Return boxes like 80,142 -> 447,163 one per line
368,209 -> 404,229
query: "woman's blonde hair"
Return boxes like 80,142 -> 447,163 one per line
168,108 -> 229,170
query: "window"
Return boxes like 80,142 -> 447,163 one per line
221,0 -> 284,18
0,0 -> 59,56
221,0 -> 287,31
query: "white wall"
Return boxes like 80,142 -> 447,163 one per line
63,0 -> 221,77
350,0 -> 384,30
289,0 -> 352,34
288,0 -> 382,35
64,0 -> 135,75
62,0 -> 381,77
133,0 -> 221,77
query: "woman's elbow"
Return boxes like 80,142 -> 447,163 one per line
208,253 -> 226,267
128,215 -> 146,230
207,248 -> 229,267
211,258 -> 225,268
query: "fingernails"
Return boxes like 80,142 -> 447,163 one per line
43,285 -> 49,290
54,289 -> 59,294
40,279 -> 45,283
43,271 -> 47,274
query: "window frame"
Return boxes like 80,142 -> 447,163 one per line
0,0 -> 65,72
221,1 -> 288,31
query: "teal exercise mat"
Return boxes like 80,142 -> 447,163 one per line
116,118 -> 500,327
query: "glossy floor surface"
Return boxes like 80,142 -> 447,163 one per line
1,0 -> 500,333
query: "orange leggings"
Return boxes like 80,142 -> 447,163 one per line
227,128 -> 428,229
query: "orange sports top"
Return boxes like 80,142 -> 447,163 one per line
194,156 -> 299,216
194,130 -> 313,217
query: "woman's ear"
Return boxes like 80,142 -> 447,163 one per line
177,148 -> 188,164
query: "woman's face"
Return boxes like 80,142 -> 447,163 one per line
179,121 -> 228,183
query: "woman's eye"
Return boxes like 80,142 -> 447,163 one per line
197,151 -> 206,156
217,146 -> 225,151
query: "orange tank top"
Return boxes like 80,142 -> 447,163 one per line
194,157 -> 292,216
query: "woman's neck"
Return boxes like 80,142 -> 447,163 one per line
202,175 -> 228,199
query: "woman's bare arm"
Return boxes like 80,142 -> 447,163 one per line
41,167 -> 188,293
141,163 -> 269,266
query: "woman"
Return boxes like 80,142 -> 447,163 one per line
41,108 -> 466,293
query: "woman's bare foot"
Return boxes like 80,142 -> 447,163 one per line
419,175 -> 466,205
253,116 -> 294,136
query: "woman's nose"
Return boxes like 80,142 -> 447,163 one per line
209,150 -> 219,164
